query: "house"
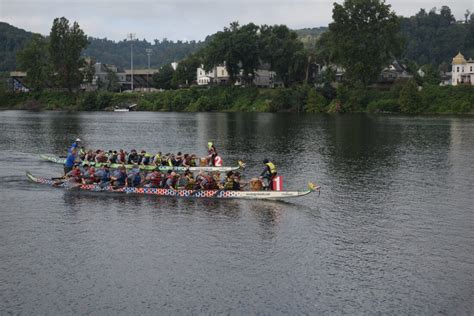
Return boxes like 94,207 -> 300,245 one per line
197,63 -> 278,87
451,52 -> 474,86
196,66 -> 215,85
379,60 -> 412,83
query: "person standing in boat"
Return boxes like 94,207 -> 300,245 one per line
260,159 -> 277,190
207,142 -> 218,166
64,148 -> 78,175
68,138 -> 81,153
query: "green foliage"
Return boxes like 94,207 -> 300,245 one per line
420,84 -> 473,113
153,64 -> 175,89
294,27 -> 328,49
16,34 -> 51,92
49,17 -> 89,92
400,7 -> 474,65
0,22 -> 33,71
399,79 -> 422,113
172,54 -> 201,87
367,99 -> 400,113
79,92 -> 98,110
326,0 -> 402,86
84,37 -> 205,70
259,25 -> 306,86
201,23 -> 306,86
105,70 -> 120,92
305,89 -> 327,112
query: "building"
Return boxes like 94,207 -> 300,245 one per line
8,71 -> 29,92
197,64 -> 277,87
451,52 -> 474,86
379,60 -> 412,83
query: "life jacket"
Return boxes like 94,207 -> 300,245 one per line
118,152 -> 126,162
131,172 -> 141,186
208,145 -> 217,156
265,162 -> 277,175
203,175 -> 216,189
165,175 -> 176,188
97,155 -> 107,163
101,170 -> 110,183
150,173 -> 162,186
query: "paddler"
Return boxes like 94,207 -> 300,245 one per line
260,159 -> 277,190
144,168 -> 163,188
111,166 -> 128,188
54,164 -> 82,186
127,164 -> 142,187
127,149 -> 140,164
141,152 -> 152,166
96,165 -> 111,187
82,166 -> 97,184
163,171 -> 178,189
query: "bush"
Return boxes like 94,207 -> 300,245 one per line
399,79 -> 422,113
367,99 -> 400,113
305,89 -> 327,112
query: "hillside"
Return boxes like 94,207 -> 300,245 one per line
1,7 -> 473,72
294,27 -> 328,49
0,22 -> 34,72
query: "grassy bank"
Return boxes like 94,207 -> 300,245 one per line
1,82 -> 473,114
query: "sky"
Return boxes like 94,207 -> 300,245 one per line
1,0 -> 472,42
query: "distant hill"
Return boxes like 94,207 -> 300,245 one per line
0,22 -> 206,71
0,22 -> 34,72
294,27 -> 328,49
83,37 -> 205,70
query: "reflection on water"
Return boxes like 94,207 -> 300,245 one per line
0,111 -> 473,314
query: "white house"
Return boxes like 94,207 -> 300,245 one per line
196,66 -> 215,85
197,64 -> 277,87
451,52 -> 474,86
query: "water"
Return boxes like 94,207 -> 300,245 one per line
0,111 -> 473,314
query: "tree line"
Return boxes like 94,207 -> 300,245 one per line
7,0 -> 474,114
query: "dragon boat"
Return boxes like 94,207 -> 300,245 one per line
26,172 -> 318,200
39,154 -> 243,172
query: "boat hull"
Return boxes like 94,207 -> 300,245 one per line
39,154 -> 240,172
26,172 -> 313,200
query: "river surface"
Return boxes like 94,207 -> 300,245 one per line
0,111 -> 473,314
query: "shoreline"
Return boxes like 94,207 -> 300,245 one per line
1,84 -> 473,114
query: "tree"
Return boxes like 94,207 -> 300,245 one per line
305,89 -> 327,112
83,58 -> 95,84
399,79 -> 421,113
49,17 -> 89,92
326,0 -> 402,86
172,54 -> 202,87
106,70 -> 120,92
16,34 -> 51,92
259,25 -> 306,86
153,64 -> 175,89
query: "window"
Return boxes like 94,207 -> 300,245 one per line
471,66 -> 473,72
221,70 -> 225,76
457,67 -> 459,72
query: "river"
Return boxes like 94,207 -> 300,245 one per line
0,111 -> 473,314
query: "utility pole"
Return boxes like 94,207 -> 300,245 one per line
127,33 -> 136,91
145,48 -> 152,91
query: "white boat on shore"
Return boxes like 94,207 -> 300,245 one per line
114,103 -> 137,112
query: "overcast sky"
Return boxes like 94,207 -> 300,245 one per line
1,0 -> 472,42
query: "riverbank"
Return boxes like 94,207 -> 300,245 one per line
1,83 -> 473,114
